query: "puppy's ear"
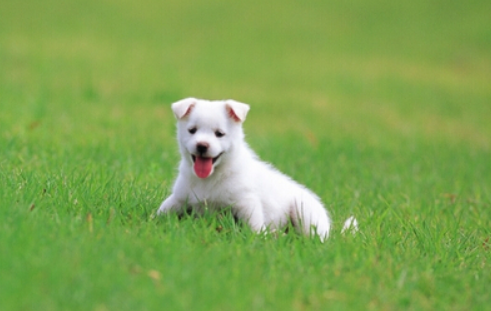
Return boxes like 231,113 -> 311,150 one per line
171,98 -> 197,119
225,100 -> 250,123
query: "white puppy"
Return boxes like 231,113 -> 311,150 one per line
157,98 -> 332,241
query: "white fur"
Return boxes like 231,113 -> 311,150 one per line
341,216 -> 358,234
157,98 -> 332,241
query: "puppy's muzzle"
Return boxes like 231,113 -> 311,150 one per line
191,142 -> 223,164
196,142 -> 209,155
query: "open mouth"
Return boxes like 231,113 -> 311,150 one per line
191,153 -> 222,164
191,153 -> 223,178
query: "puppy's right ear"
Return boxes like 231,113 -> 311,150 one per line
225,100 -> 250,123
171,98 -> 197,119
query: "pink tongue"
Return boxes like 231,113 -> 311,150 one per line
194,156 -> 213,178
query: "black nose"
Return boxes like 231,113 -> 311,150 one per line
196,142 -> 209,154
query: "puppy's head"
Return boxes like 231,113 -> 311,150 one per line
171,98 -> 249,179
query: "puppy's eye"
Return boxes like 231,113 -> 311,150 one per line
215,130 -> 225,138
188,127 -> 197,134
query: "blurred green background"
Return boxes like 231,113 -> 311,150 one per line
1,0 -> 490,148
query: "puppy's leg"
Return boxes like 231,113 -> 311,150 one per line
291,196 -> 331,242
157,194 -> 182,215
158,174 -> 189,216
233,198 -> 266,233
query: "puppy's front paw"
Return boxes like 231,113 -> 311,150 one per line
156,205 -> 167,215
157,195 -> 178,215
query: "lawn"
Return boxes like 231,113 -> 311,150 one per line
1,0 -> 490,310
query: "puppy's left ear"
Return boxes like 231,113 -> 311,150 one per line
171,98 -> 197,119
225,100 -> 250,123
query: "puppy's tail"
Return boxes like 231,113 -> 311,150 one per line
341,216 -> 358,235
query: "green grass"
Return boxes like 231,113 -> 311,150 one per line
1,0 -> 490,310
